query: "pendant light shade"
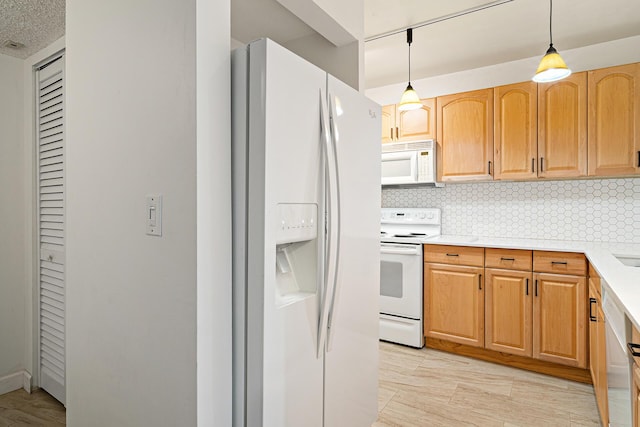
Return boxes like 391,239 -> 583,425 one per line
399,84 -> 421,111
533,0 -> 571,83
398,28 -> 422,111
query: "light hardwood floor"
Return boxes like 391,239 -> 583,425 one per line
375,341 -> 601,427
0,344 -> 600,427
0,389 -> 65,426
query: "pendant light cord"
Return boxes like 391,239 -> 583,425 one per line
549,0 -> 553,46
407,28 -> 412,84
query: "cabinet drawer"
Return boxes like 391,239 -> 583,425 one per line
485,248 -> 532,271
424,244 -> 484,267
533,251 -> 586,276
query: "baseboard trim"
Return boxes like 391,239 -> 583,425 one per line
0,370 -> 32,396
426,338 -> 593,384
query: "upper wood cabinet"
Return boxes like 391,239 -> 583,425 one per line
436,89 -> 494,182
494,82 -> 538,180
381,105 -> 396,144
537,72 -> 588,178
588,63 -> 640,176
381,98 -> 436,144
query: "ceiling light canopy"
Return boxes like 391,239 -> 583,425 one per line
398,28 -> 422,111
533,0 -> 571,83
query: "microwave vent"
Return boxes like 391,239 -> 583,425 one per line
382,140 -> 434,153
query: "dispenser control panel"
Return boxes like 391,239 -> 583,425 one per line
276,203 -> 318,244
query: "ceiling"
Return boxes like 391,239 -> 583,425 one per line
364,0 -> 640,88
0,0 -> 64,59
2,0 -> 639,89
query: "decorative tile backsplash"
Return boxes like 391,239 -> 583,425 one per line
382,178 -> 640,243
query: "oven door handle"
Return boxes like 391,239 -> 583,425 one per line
381,246 -> 421,255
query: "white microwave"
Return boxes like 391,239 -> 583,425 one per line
381,140 -> 436,185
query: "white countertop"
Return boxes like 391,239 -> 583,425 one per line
383,234 -> 640,331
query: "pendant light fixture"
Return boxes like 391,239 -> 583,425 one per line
398,28 -> 422,111
533,0 -> 571,83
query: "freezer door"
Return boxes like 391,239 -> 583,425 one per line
324,75 -> 381,427
243,39 -> 327,427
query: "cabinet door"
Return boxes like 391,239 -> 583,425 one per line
485,269 -> 532,356
538,72 -> 588,178
494,82 -> 538,180
588,280 -> 598,386
596,303 -> 609,427
633,363 -> 640,427
436,89 -> 493,182
424,263 -> 484,347
381,104 -> 396,144
397,98 -> 436,142
588,63 -> 640,176
533,273 -> 587,367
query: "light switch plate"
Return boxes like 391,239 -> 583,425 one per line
146,195 -> 162,236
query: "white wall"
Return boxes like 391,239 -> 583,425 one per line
284,34 -> 361,90
0,53 -> 26,383
66,0 -> 230,426
195,0 -> 232,425
366,35 -> 640,104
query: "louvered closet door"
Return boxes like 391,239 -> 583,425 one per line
37,55 -> 65,405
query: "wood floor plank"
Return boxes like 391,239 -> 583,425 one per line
377,342 -> 600,427
0,389 -> 65,426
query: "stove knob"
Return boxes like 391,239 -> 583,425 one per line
418,213 -> 426,219
427,213 -> 434,219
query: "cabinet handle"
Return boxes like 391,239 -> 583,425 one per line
637,151 -> 640,168
535,279 -> 538,297
540,157 -> 544,172
446,253 -> 459,257
532,158 -> 535,172
551,261 -> 568,265
500,257 -> 515,261
478,274 -> 482,290
589,298 -> 597,322
396,127 -> 399,140
390,128 -> 393,140
488,161 -> 492,175
629,342 -> 640,357
525,278 -> 529,296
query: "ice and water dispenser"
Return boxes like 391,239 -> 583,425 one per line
275,203 -> 318,307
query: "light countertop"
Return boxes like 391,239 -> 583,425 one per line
383,234 -> 640,331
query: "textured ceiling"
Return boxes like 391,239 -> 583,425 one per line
0,0 -> 65,59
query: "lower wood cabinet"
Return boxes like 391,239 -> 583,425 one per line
633,363 -> 640,427
588,266 -> 608,426
632,324 -> 640,427
424,263 -> 484,347
533,273 -> 587,368
485,268 -> 532,356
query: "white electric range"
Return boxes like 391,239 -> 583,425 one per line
380,208 -> 441,347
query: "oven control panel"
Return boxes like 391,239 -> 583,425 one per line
381,208 -> 441,225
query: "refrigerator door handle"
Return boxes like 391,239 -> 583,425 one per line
316,89 -> 339,358
325,92 -> 342,352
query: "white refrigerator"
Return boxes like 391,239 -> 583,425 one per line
231,39 -> 381,427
